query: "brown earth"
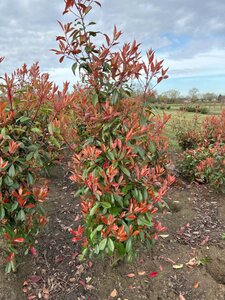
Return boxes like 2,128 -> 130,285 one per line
0,156 -> 225,300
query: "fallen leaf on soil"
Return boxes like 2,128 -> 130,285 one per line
76,264 -> 85,275
55,255 -> 64,264
179,293 -> 186,300
148,271 -> 158,277
194,282 -> 200,289
186,257 -> 199,268
159,265 -> 163,271
74,215 -> 80,221
28,295 -> 37,300
138,271 -> 146,276
27,275 -> 42,283
72,251 -> 79,259
86,276 -> 92,283
159,234 -> 169,239
86,284 -> 94,290
88,261 -> 93,268
201,235 -> 209,246
110,289 -> 118,297
173,264 -> 183,269
166,257 -> 176,264
30,246 -> 38,257
79,280 -> 86,286
127,273 -> 135,278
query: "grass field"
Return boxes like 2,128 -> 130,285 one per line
153,102 -> 225,149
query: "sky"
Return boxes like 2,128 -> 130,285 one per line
1,0 -> 225,96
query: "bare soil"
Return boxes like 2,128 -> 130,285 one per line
1,156 -> 225,300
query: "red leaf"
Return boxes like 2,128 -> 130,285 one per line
148,271 -> 158,278
14,237 -> 25,243
63,0 -> 75,14
157,77 -> 163,84
179,293 -> 186,300
104,34 -> 111,46
59,56 -> 65,63
30,246 -> 38,257
127,273 -> 135,278
6,252 -> 15,262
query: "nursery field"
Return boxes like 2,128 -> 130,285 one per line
156,103 -> 225,115
1,149 -> 225,300
157,104 -> 225,148
1,1 -> 225,300
1,105 -> 225,300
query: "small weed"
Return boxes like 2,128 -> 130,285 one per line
198,256 -> 212,266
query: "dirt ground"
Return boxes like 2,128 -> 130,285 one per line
0,155 -> 225,300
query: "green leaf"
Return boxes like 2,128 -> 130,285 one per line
82,167 -> 91,180
106,151 -> 115,161
149,142 -> 156,154
121,184 -> 133,194
117,242 -> 126,256
126,238 -> 132,253
96,225 -> 104,231
101,202 -> 111,209
26,152 -> 34,161
4,176 -> 14,187
111,91 -> 119,105
120,166 -> 131,177
5,262 -> 12,273
90,203 -> 99,216
72,62 -> 78,75
48,123 -> 54,135
92,93 -> 98,106
99,238 -> 107,251
8,165 -> 15,178
1,127 -> 6,138
17,210 -> 26,221
88,21 -> 96,26
137,215 -> 152,227
0,206 -> 5,219
114,195 -> 123,207
108,238 -> 115,252
94,244 -> 100,254
31,127 -> 42,134
10,202 -> 18,212
50,136 -> 61,148
18,116 -> 30,123
27,173 -> 34,186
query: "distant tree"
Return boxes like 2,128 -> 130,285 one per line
202,92 -> 217,102
217,94 -> 225,103
189,88 -> 199,102
163,89 -> 181,103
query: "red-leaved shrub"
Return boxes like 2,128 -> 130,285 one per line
53,0 -> 175,262
179,110 -> 225,192
0,61 -> 62,272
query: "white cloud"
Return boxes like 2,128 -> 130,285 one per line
0,0 -> 225,94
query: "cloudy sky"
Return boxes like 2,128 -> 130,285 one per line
1,0 -> 225,95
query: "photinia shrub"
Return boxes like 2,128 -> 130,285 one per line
0,61 -> 62,272
68,99 -> 175,261
178,110 -> 225,192
53,0 -> 175,263
173,114 -> 202,150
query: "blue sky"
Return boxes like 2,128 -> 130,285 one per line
1,0 -> 225,96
